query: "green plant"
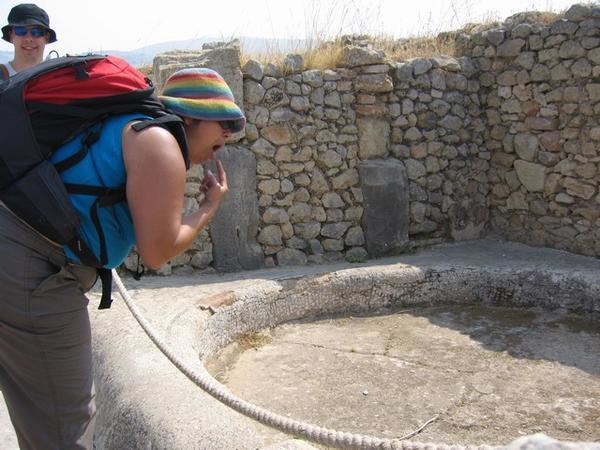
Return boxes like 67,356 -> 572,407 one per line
238,331 -> 272,350
346,254 -> 368,264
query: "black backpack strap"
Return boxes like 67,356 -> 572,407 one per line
26,100 -> 100,119
0,64 -> 9,81
97,269 -> 113,309
65,239 -> 112,309
54,128 -> 102,173
63,183 -> 125,310
64,236 -> 113,309
64,183 -> 125,200
66,236 -> 102,267
132,253 -> 145,281
130,113 -> 183,131
64,183 -> 126,266
27,99 -> 160,121
131,115 -> 190,169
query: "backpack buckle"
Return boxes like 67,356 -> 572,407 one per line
74,62 -> 89,80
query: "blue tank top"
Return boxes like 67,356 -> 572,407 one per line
49,114 -> 149,268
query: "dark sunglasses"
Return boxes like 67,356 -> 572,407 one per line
13,26 -> 48,38
218,119 -> 244,133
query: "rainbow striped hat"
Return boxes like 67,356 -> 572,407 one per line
159,68 -> 246,133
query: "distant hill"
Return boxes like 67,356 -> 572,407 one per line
0,37 -> 305,67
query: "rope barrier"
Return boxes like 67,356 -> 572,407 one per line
112,269 -> 499,450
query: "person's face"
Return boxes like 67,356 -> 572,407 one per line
10,25 -> 49,64
184,119 -> 231,165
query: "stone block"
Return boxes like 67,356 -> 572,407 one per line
514,160 -> 546,192
276,248 -> 307,266
242,59 -> 263,81
257,225 -> 282,246
332,169 -> 360,190
585,83 -> 600,101
341,45 -> 386,67
244,79 -> 266,104
354,74 -> 394,93
321,193 -> 344,209
525,117 -> 557,131
562,177 -> 597,199
288,203 -> 312,223
345,227 -> 365,246
321,222 -> 352,239
322,239 -> 344,252
358,118 -> 390,159
514,133 -> 539,161
283,54 -> 303,73
209,147 -> 263,271
358,159 -> 409,256
497,39 -> 525,57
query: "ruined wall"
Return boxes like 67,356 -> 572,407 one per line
458,3 -> 600,257
145,47 -> 490,273
384,55 -> 488,242
240,48 -> 488,267
142,3 -> 599,275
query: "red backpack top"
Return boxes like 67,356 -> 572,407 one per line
26,55 -> 148,102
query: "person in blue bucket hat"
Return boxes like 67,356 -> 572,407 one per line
0,3 -> 57,80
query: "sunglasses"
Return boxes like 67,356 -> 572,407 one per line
219,119 -> 244,133
13,26 -> 48,38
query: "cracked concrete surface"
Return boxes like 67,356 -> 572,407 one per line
207,305 -> 600,446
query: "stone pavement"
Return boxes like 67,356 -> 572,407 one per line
1,237 -> 599,449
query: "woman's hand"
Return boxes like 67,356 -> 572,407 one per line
200,159 -> 228,212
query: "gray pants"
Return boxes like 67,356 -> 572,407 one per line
0,206 -> 98,450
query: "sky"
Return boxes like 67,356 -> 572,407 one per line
0,0 -> 580,55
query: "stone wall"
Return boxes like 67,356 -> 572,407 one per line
142,3 -> 599,275
241,48 -> 489,268
457,3 -> 600,257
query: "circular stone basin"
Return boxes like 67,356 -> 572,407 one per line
197,258 -> 600,447
207,304 -> 600,446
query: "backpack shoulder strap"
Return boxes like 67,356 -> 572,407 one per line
0,64 -> 9,81
131,114 -> 190,169
130,114 -> 183,131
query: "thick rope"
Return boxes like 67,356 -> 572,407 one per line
112,269 -> 498,450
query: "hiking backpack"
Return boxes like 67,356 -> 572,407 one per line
0,54 -> 190,308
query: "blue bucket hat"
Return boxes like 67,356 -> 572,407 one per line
2,4 -> 57,43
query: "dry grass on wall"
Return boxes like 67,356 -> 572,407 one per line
241,33 -> 461,71
238,1 -> 568,70
137,65 -> 153,76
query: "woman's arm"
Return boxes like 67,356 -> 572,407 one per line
121,124 -> 226,269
